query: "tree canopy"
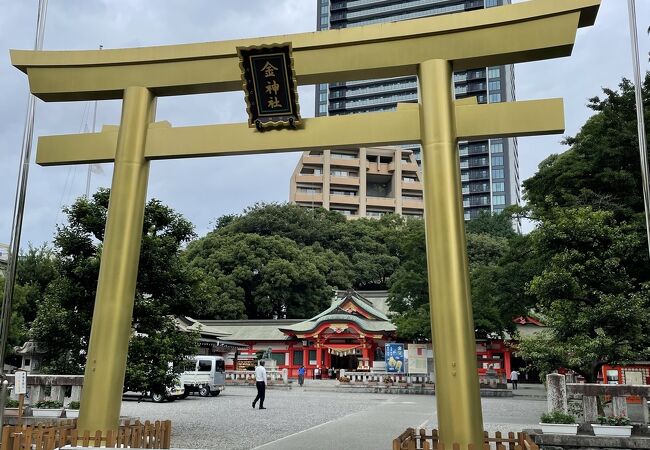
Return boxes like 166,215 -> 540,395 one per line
518,73 -> 650,381
28,189 -> 201,394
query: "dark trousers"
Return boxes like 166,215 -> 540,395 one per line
253,381 -> 266,408
512,380 -> 518,389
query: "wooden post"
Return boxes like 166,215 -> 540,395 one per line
17,394 -> 24,427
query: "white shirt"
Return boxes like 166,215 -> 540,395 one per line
510,370 -> 519,380
255,365 -> 267,382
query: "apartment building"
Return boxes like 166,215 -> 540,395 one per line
291,0 -> 520,223
290,147 -> 424,218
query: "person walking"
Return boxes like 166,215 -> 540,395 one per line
252,360 -> 267,409
298,365 -> 305,387
510,369 -> 519,390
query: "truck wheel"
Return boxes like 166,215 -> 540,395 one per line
151,392 -> 166,403
210,390 -> 221,397
199,386 -> 211,397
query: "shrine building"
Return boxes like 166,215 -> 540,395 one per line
176,290 -> 538,380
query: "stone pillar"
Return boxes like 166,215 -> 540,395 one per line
546,373 -> 567,412
50,386 -> 65,403
281,368 -> 288,384
582,396 -> 598,423
612,396 -> 628,418
30,385 -> 45,405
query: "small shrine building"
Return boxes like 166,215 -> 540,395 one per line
179,290 -> 397,377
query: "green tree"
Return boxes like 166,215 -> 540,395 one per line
524,74 -> 650,222
519,207 -> 650,382
30,189 -> 202,393
387,212 -> 536,340
184,232 -> 334,319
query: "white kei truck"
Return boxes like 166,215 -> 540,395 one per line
177,355 -> 226,398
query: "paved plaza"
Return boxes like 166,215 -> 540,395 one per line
120,385 -> 547,450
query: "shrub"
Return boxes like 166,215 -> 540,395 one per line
597,415 -> 631,426
540,410 -> 576,424
34,400 -> 63,409
67,401 -> 81,410
5,399 -> 19,408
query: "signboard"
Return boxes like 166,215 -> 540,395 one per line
385,343 -> 404,373
408,343 -> 428,374
237,43 -> 301,130
14,370 -> 27,395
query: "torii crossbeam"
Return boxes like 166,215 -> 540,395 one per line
11,0 -> 599,446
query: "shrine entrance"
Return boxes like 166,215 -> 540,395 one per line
11,1 -> 599,445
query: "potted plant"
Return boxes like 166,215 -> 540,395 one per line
338,376 -> 350,383
32,400 -> 64,418
540,410 -> 578,435
592,415 -> 632,437
65,401 -> 80,418
4,398 -> 19,416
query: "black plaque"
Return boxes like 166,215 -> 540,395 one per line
238,43 -> 301,130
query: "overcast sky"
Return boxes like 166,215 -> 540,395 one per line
1,0 -> 649,249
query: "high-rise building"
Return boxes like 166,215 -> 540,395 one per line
292,0 -> 520,223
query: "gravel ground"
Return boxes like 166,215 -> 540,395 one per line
119,386 -> 552,449
120,386 -> 386,449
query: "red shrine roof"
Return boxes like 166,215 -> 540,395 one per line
278,289 -> 396,337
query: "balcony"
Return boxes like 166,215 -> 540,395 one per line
296,174 -> 323,184
367,162 -> 392,174
402,181 -> 423,191
330,194 -> 360,206
330,176 -> 360,186
302,155 -> 323,165
294,192 -> 323,203
402,198 -> 424,210
401,162 -> 419,173
367,197 -> 395,208
330,157 -> 360,168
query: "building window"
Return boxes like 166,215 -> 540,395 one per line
309,350 -> 317,364
464,211 -> 471,220
492,182 -> 505,192
319,104 -> 327,114
489,80 -> 501,91
269,352 -> 286,366
319,92 -> 327,102
332,170 -> 350,177
490,142 -> 503,154
321,5 -> 328,14
488,67 -> 501,79
492,156 -> 504,166
293,350 -> 304,366
489,93 -> 502,103
493,195 -> 506,206
492,168 -> 504,179
403,177 -> 416,183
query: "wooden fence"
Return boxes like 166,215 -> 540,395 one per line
1,419 -> 171,449
393,429 -> 539,450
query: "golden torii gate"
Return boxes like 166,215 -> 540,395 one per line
11,0 -> 599,446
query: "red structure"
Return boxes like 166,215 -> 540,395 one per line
178,291 -> 544,381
